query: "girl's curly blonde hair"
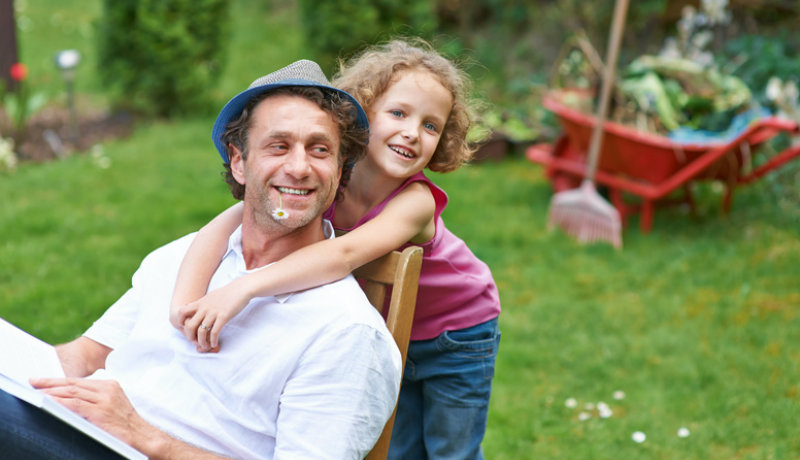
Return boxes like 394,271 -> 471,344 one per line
332,38 -> 475,172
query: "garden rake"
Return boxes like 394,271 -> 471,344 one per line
547,0 -> 627,249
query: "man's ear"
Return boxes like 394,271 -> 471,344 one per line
230,144 -> 246,185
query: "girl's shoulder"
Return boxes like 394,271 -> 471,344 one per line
399,172 -> 448,220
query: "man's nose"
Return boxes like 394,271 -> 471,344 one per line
284,146 -> 311,177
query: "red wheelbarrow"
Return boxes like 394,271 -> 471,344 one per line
527,89 -> 800,232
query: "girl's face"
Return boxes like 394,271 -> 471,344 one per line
366,70 -> 452,179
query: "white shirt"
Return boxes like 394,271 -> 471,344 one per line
84,222 -> 402,459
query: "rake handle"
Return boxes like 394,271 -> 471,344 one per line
585,0 -> 629,182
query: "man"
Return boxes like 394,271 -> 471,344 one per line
0,60 -> 402,460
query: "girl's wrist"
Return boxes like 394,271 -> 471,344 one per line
236,274 -> 260,300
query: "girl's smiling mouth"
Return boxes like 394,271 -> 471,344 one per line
389,145 -> 416,159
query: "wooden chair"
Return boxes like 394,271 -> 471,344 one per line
354,246 -> 423,460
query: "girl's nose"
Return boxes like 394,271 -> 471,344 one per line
401,124 -> 419,142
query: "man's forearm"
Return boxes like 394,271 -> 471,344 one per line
130,422 -> 231,460
55,337 -> 112,377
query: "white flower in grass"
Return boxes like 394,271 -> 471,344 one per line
584,402 -> 595,410
632,431 -> 646,443
578,411 -> 591,421
90,145 -> 112,169
613,390 -> 626,400
598,402 -> 612,419
678,427 -> 690,438
565,397 -> 577,409
0,137 -> 18,171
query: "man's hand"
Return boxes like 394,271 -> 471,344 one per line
29,378 -> 229,460
30,378 -> 149,446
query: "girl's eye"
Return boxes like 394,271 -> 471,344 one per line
424,122 -> 439,132
390,110 -> 404,118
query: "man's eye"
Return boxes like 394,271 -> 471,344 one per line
311,146 -> 330,157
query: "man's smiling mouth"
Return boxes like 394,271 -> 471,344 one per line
276,186 -> 310,195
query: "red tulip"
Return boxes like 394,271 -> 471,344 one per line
10,63 -> 28,82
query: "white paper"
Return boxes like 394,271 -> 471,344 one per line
0,318 -> 65,385
0,318 -> 146,460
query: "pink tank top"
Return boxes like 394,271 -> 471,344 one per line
324,172 -> 501,340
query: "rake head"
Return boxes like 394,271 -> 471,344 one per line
547,181 -> 623,249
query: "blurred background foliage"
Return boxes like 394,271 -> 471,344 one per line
96,0 -> 230,117
8,0 -> 800,137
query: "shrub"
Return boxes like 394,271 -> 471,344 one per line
297,0 -> 437,72
96,0 -> 229,118
722,33 -> 800,105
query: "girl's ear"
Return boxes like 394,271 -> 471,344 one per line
229,144 -> 246,185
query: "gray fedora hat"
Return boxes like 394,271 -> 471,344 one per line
211,59 -> 369,163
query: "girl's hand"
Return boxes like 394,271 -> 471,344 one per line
169,303 -> 188,330
176,279 -> 253,353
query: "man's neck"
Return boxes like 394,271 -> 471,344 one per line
239,215 -> 326,270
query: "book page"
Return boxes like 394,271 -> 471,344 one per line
0,318 -> 65,385
0,318 -> 146,460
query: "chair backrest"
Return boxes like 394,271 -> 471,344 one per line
354,246 -> 423,460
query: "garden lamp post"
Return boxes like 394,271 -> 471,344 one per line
54,49 -> 81,144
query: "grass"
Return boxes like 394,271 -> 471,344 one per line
432,159 -> 800,459
3,1 -> 800,459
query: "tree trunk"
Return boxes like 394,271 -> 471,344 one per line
0,0 -> 19,92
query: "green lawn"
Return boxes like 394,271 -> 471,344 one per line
3,1 -> 800,459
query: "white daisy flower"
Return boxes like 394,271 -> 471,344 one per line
272,208 -> 289,220
565,397 -> 577,409
578,412 -> 591,421
632,431 -> 646,443
613,390 -> 626,400
678,427 -> 690,438
272,194 -> 289,220
598,404 -> 613,419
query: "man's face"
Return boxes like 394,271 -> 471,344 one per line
230,94 -> 342,231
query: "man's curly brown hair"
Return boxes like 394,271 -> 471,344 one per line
220,86 -> 368,200
332,38 -> 476,173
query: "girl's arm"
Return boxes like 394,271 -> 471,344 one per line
169,202 -> 243,331
184,182 -> 436,352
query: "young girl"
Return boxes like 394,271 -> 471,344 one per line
171,39 -> 501,460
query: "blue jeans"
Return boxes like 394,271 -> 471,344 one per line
0,388 -> 125,460
388,317 -> 500,460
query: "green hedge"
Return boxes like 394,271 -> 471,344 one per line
298,0 -> 437,73
96,0 -> 229,118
